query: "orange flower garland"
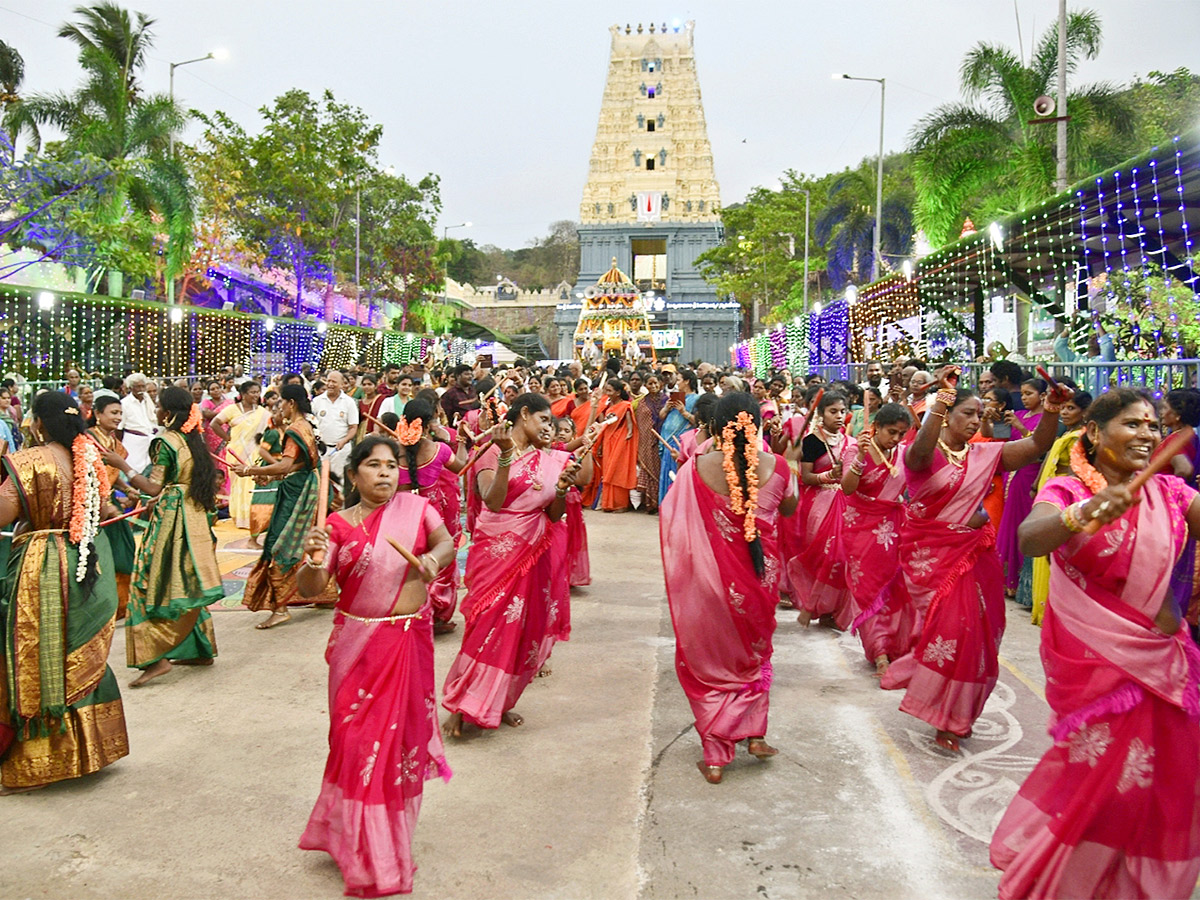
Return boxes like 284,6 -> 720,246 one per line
1069,439 -> 1107,495
720,411 -> 760,542
181,403 -> 203,434
396,416 -> 424,446
69,432 -> 111,581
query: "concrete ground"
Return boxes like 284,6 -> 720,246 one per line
0,510 -> 1175,899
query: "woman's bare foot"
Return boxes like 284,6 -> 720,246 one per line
747,738 -> 778,759
131,659 -> 172,687
696,761 -> 723,784
874,656 -> 890,678
172,658 -> 214,667
797,610 -> 812,628
501,710 -> 524,727
255,610 -> 291,630
442,712 -> 464,739
818,613 -> 839,629
433,620 -> 457,635
778,597 -> 795,609
537,659 -> 552,678
935,730 -> 961,753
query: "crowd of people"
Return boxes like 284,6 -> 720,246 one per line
0,349 -> 1198,899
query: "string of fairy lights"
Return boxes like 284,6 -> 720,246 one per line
732,132 -> 1198,375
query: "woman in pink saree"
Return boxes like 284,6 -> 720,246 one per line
991,388 -> 1200,900
442,394 -> 588,737
296,435 -> 457,898
881,369 -> 1065,752
996,378 -> 1046,604
840,403 -> 914,675
661,394 -> 798,784
787,390 -> 854,628
391,398 -> 468,635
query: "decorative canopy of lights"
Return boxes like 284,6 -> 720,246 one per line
733,130 -> 1199,369
0,285 -> 426,380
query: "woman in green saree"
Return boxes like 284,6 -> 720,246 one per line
106,386 -> 223,687
238,383 -> 333,629
0,391 -> 129,791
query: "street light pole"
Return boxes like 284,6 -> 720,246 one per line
441,222 -> 472,306
1055,0 -> 1068,192
168,50 -> 225,154
835,73 -> 886,282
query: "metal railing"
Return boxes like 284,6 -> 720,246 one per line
799,359 -> 1200,397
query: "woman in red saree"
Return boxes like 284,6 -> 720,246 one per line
297,435 -> 456,898
661,393 -> 797,784
840,403 -> 914,675
881,369 -> 1065,751
788,390 -> 854,629
991,388 -> 1200,900
442,394 -> 588,737
598,379 -> 637,512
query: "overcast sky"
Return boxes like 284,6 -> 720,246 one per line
5,1 -> 1198,250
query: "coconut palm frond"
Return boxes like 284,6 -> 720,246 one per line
1031,9 -> 1103,88
57,2 -> 155,96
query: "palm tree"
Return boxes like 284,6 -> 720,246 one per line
0,40 -> 37,159
19,3 -> 192,288
814,159 -> 913,290
910,9 -> 1133,247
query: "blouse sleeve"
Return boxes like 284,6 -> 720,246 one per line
800,434 -> 826,464
1034,476 -> 1084,510
149,437 -> 174,485
1157,474 -> 1200,517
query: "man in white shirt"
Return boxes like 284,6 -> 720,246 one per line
120,373 -> 159,473
311,370 -> 359,478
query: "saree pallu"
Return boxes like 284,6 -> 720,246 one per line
1030,430 -> 1081,626
881,442 -> 1007,737
788,433 -> 854,628
422,463 -> 462,626
844,456 -> 914,664
244,422 -> 335,611
660,457 -> 793,767
635,394 -> 666,507
565,487 -> 590,587
300,494 -> 450,898
997,410 -> 1042,598
658,394 -> 698,505
442,447 -> 570,728
992,475 -> 1200,900
600,399 -> 637,511
127,432 -> 222,668
0,448 -> 128,788
249,429 -> 283,538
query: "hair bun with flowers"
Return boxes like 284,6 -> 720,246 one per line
69,433 -> 111,581
181,403 -> 203,434
396,416 -> 424,446
721,410 -> 760,543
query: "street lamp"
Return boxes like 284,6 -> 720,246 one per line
441,222 -> 472,307
834,72 -> 885,282
355,165 -> 396,326
168,50 -> 226,153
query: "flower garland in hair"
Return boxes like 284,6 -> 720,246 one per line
180,403 -> 203,434
720,411 -> 760,542
1069,439 -> 1107,495
396,416 -> 424,446
69,433 -> 111,582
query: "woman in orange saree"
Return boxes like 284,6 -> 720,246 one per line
598,379 -> 637,512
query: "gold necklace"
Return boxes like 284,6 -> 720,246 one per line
869,439 -> 899,476
937,438 -> 970,468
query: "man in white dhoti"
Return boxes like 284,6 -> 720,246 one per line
120,373 -> 159,473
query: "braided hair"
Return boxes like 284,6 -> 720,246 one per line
159,386 -> 219,512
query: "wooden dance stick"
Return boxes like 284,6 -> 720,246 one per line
386,535 -> 424,571
650,428 -> 677,452
99,505 -> 147,527
363,411 -> 401,439
1082,426 -> 1194,534
791,388 -> 823,447
311,458 -> 331,565
458,438 -> 496,477
1035,365 -> 1060,391
209,445 -> 251,470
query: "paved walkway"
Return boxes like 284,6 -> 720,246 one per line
0,510 -> 1172,899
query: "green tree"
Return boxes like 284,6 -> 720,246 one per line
0,40 -> 36,159
909,8 -> 1133,247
